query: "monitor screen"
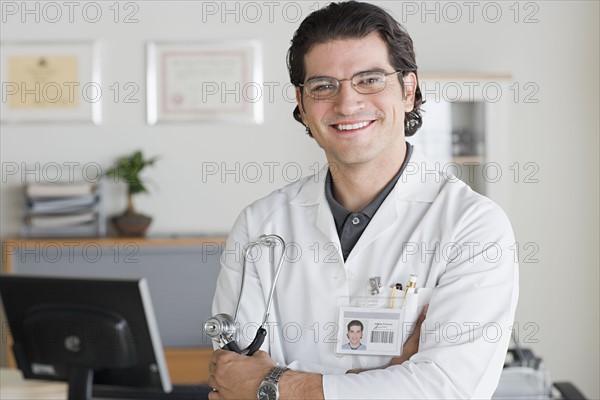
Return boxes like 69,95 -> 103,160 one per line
0,275 -> 172,400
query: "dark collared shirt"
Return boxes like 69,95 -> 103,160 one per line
325,142 -> 414,261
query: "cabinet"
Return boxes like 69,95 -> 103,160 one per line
412,73 -> 512,208
1,236 -> 227,383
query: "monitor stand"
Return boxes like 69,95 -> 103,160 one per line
68,368 -> 93,400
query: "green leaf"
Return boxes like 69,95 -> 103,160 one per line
104,150 -> 158,196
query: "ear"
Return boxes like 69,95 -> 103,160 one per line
296,86 -> 307,124
402,72 -> 417,112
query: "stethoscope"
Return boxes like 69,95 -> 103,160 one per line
203,234 -> 287,356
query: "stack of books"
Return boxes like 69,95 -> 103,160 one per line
22,182 -> 106,237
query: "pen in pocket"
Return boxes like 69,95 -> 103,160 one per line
389,283 -> 403,308
401,274 -> 418,308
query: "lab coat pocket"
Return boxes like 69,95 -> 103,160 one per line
399,288 -> 433,346
337,288 -> 433,357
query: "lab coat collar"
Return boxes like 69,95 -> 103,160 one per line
289,147 -> 442,258
393,147 -> 442,203
290,166 -> 328,206
290,146 -> 441,207
289,167 -> 337,242
344,150 -> 443,261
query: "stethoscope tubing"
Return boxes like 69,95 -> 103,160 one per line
229,234 -> 287,356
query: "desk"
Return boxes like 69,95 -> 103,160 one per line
0,368 -> 67,399
0,368 -> 212,400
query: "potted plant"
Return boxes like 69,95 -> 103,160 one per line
105,150 -> 158,237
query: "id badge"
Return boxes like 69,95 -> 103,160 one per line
335,306 -> 403,356
334,274 -> 431,357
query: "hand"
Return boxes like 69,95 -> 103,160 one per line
347,304 -> 429,374
208,349 -> 275,400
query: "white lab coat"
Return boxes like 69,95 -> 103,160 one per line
212,148 -> 519,399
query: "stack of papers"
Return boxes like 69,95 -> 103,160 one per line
28,194 -> 97,213
26,183 -> 95,198
22,183 -> 103,238
27,212 -> 97,228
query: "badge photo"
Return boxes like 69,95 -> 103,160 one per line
336,307 -> 402,356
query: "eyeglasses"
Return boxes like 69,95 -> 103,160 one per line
299,70 -> 403,100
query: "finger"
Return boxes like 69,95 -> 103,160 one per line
212,349 -> 227,360
415,304 -> 429,326
251,349 -> 267,357
210,349 -> 233,372
214,348 -> 238,363
407,309 -> 428,341
251,349 -> 271,361
209,349 -> 220,368
208,375 -> 218,391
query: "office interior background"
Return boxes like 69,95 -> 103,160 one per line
0,1 -> 598,398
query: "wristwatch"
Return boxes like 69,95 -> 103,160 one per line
257,366 -> 289,400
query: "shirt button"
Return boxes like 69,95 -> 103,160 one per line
352,216 -> 360,225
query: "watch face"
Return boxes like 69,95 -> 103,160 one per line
258,383 -> 278,400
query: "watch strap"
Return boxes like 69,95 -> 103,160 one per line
265,366 -> 289,384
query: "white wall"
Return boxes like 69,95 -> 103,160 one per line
1,1 -> 598,397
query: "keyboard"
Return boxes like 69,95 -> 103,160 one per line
93,384 -> 212,399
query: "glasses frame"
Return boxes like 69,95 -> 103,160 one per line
299,70 -> 404,100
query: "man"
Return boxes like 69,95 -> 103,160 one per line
209,1 -> 518,399
341,320 -> 366,351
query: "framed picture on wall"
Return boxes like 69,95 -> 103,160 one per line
0,41 -> 101,124
146,41 -> 263,125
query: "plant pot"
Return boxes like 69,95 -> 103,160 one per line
112,213 -> 152,237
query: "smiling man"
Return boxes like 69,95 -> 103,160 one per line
209,2 -> 518,399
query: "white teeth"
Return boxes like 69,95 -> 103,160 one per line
336,121 -> 370,131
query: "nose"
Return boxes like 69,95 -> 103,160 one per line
332,81 -> 365,116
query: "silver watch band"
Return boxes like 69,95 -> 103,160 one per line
266,366 -> 289,384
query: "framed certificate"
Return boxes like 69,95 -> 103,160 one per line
147,41 -> 263,124
0,42 -> 101,124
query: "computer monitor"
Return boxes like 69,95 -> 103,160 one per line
0,275 -> 172,400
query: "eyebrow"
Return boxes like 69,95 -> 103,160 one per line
304,67 -> 388,82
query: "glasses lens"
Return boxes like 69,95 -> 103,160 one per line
305,78 -> 338,99
352,71 -> 387,94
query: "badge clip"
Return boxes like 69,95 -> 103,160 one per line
368,276 -> 381,295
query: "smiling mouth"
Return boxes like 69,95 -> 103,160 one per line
333,120 -> 374,132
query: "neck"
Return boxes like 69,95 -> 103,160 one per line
329,143 -> 407,212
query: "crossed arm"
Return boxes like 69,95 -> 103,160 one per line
207,306 -> 428,400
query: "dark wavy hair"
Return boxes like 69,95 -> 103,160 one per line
347,320 -> 364,331
287,1 -> 423,137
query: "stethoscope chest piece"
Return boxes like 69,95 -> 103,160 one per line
204,313 -> 243,353
204,313 -> 236,341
